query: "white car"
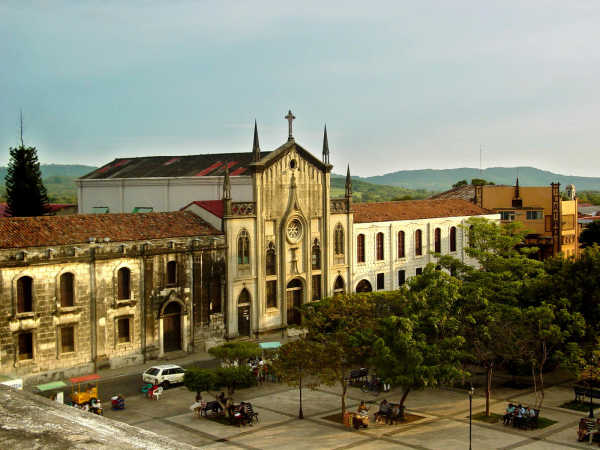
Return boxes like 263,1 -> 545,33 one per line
142,364 -> 185,388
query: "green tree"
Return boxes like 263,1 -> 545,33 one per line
371,267 -> 466,416
471,178 -> 494,186
213,366 -> 257,399
452,179 -> 468,188
208,341 -> 261,366
5,142 -> 49,216
183,368 -> 216,401
272,339 -> 321,419
302,294 -> 376,418
580,223 -> 600,248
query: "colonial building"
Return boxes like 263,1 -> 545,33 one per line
432,181 -> 579,259
0,212 -> 225,382
1,111 -> 499,382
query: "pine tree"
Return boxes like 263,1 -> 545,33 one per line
5,120 -> 49,217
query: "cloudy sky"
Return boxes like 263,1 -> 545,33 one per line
1,1 -> 599,176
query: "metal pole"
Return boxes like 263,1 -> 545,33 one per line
469,386 -> 474,450
590,383 -> 595,419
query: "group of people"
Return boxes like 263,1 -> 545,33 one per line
374,399 -> 404,424
503,403 -> 538,428
577,417 -> 600,443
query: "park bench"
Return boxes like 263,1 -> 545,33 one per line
574,385 -> 600,402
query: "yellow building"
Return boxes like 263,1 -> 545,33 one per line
433,181 -> 579,259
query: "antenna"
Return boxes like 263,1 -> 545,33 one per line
479,145 -> 482,176
19,110 -> 24,147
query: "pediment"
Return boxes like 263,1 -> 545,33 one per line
250,140 -> 331,173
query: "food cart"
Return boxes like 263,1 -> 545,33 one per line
35,380 -> 67,403
69,373 -> 100,405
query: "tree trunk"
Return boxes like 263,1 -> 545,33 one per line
485,364 -> 493,417
298,376 -> 304,419
399,387 -> 411,420
340,376 -> 347,419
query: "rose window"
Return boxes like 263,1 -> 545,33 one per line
287,219 -> 303,243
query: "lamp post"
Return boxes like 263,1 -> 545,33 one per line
468,385 -> 475,450
589,355 -> 596,419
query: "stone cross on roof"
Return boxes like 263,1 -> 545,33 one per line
285,110 -> 295,141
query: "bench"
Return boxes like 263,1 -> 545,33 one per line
574,385 -> 600,402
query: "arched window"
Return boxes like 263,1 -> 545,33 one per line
266,242 -> 276,275
311,239 -> 321,270
333,276 -> 345,294
376,232 -> 384,260
17,276 -> 33,313
117,267 -> 131,300
450,226 -> 457,252
398,231 -> 405,258
237,230 -> 250,265
334,224 -> 344,257
415,229 -> 423,256
238,288 -> 251,304
356,279 -> 372,293
60,272 -> 74,307
357,234 -> 365,263
166,261 -> 177,286
434,228 -> 441,253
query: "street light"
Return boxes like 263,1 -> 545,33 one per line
468,385 -> 475,450
589,355 -> 596,419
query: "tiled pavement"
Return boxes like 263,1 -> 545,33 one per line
103,380 -> 596,449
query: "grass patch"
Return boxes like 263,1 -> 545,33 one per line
537,417 -> 558,429
472,412 -> 502,423
560,400 -> 600,412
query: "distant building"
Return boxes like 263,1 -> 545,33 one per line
0,203 -> 77,217
432,180 -> 579,259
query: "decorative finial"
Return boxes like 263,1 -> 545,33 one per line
345,164 -> 352,198
285,110 -> 295,141
322,125 -> 330,164
515,177 -> 520,199
223,162 -> 231,200
252,120 -> 260,161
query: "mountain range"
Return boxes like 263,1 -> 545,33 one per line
357,166 -> 600,192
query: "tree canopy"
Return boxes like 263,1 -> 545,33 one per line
5,143 -> 49,216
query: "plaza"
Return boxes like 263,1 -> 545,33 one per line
102,376 -> 590,449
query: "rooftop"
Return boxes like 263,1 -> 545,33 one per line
0,211 -> 221,249
353,199 -> 492,223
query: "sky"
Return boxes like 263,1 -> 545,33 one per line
1,1 -> 600,177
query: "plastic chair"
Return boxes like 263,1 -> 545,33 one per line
152,387 -> 163,400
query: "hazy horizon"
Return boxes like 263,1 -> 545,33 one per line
2,1 -> 600,177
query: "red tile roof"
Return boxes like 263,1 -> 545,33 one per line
0,211 -> 221,249
353,199 -> 492,223
184,200 -> 225,218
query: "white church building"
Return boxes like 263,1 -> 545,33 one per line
77,112 -> 498,337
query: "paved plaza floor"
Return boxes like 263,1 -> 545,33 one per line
102,380 -> 597,449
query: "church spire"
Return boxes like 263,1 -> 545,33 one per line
223,162 -> 231,200
514,177 -> 520,199
345,164 -> 352,198
252,120 -> 260,161
322,125 -> 330,164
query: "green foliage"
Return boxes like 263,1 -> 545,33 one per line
370,267 -> 466,409
452,179 -> 468,188
578,191 -> 600,205
213,366 -> 257,397
183,368 -> 216,398
208,342 -> 261,366
330,176 -> 432,202
580,223 -> 600,248
470,178 -> 495,186
5,145 -> 49,216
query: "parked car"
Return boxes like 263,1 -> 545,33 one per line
142,364 -> 185,388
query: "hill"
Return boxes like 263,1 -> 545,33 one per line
362,166 -> 600,192
330,175 -> 432,202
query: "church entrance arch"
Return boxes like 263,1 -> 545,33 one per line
356,279 -> 372,293
237,289 -> 251,337
162,301 -> 182,353
333,276 -> 345,295
286,278 -> 303,326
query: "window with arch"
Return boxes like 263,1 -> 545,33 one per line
434,227 -> 441,253
398,231 -> 405,258
238,288 -> 251,304
450,226 -> 457,252
266,242 -> 276,275
357,234 -> 365,263
237,230 -> 250,265
376,232 -> 384,260
415,229 -> 423,256
311,239 -> 321,270
166,261 -> 177,286
333,276 -> 345,294
117,267 -> 131,300
334,224 -> 344,258
17,276 -> 33,313
60,272 -> 74,307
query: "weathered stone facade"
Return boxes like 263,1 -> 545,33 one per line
0,214 -> 225,383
